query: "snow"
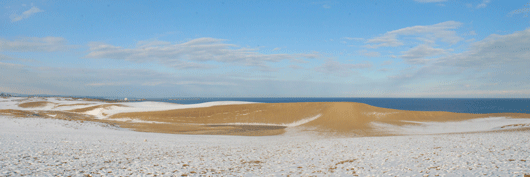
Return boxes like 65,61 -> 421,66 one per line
2,97 -> 530,176
1,116 -> 529,176
372,117 -> 530,135
102,101 -> 255,118
0,97 -> 256,119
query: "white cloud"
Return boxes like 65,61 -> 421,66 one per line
0,37 -> 70,52
0,61 -> 23,67
90,80 -> 238,87
463,30 -> 477,36
272,47 -> 281,51
0,54 -> 13,61
508,3 -> 529,17
315,59 -> 372,76
358,50 -> 381,57
0,54 -> 36,63
476,0 -> 490,8
289,65 -> 304,70
400,44 -> 447,64
381,60 -> 393,66
85,82 -> 131,87
10,6 -> 43,22
1,64 -> 362,97
384,28 -> 530,97
86,38 -> 318,70
437,28 -> 530,68
414,0 -> 447,3
311,1 -> 334,9
343,37 -> 364,41
465,38 -> 476,42
365,21 -> 463,48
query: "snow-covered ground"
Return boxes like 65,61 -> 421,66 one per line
372,117 -> 530,135
0,97 -> 256,119
1,116 -> 529,176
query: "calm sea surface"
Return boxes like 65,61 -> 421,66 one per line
145,98 -> 530,114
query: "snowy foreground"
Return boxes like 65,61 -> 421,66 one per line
1,116 -> 530,176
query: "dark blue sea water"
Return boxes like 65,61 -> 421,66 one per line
147,98 -> 530,114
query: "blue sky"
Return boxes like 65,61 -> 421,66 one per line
1,0 -> 530,98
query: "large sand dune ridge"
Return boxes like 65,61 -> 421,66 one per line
1,97 -> 530,136
109,102 -> 530,136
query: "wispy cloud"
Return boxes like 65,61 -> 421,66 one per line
400,44 -> 448,64
358,50 -> 381,57
0,37 -> 70,52
463,30 -> 477,36
476,0 -> 490,8
0,61 -> 23,67
315,59 -> 372,76
86,38 -> 319,70
508,3 -> 530,17
342,37 -> 364,41
0,64 -> 358,97
10,6 -> 43,22
365,21 -> 463,48
437,28 -> 530,69
0,54 -> 14,61
385,28 -> 530,96
381,60 -> 393,66
85,82 -> 131,87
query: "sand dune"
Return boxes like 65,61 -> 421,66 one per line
110,102 -> 530,136
1,97 -> 530,136
17,101 -> 55,108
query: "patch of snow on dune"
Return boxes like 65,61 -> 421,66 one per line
210,114 -> 321,127
363,112 -> 396,119
102,101 -> 256,117
1,97 -> 258,119
372,117 -> 530,135
111,118 -> 168,124
84,108 -> 106,119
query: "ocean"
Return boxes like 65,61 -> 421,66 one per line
146,98 -> 530,114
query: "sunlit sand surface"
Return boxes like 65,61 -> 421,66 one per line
1,96 -> 530,136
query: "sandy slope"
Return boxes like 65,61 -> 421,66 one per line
110,101 -> 530,136
1,116 -> 529,176
1,96 -> 530,136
